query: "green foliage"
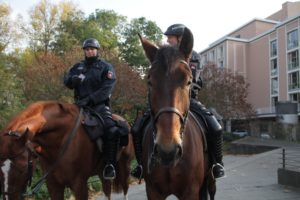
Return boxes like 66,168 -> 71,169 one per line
118,17 -> 163,74
0,53 -> 26,129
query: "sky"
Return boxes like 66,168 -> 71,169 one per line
2,0 -> 296,51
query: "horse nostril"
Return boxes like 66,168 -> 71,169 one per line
153,144 -> 158,155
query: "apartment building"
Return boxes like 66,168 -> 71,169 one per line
200,1 -> 300,135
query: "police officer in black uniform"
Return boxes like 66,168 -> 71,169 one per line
64,38 -> 119,180
131,24 -> 225,179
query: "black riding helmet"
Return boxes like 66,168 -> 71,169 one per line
82,38 -> 100,49
164,24 -> 186,36
190,51 -> 200,62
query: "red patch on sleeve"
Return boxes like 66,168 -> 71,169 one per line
107,71 -> 113,79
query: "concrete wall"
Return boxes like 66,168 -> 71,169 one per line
278,168 -> 300,187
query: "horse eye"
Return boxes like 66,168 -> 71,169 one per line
187,80 -> 192,86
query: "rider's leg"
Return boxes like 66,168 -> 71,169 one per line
96,105 -> 120,180
130,109 -> 151,179
190,99 -> 225,178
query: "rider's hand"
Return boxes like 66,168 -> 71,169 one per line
71,75 -> 82,87
76,96 -> 90,107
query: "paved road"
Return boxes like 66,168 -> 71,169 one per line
95,139 -> 300,200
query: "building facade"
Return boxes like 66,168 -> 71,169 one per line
200,1 -> 300,136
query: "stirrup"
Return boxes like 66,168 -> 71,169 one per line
103,164 -> 116,180
131,164 -> 143,180
211,163 -> 225,179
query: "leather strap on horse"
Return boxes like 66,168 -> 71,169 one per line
25,108 -> 83,197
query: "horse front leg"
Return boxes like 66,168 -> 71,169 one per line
145,185 -> 167,200
70,179 -> 89,200
46,179 -> 65,200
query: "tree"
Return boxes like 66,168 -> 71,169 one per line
25,0 -> 78,55
198,63 -> 255,121
87,9 -> 127,53
0,52 -> 25,129
0,3 -> 23,53
119,17 -> 163,75
19,47 -> 83,103
110,57 -> 147,122
51,3 -> 85,55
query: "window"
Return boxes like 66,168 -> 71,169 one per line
202,54 -> 208,66
209,50 -> 215,62
288,71 -> 300,90
270,58 -> 278,76
270,40 -> 277,57
271,77 -> 278,94
287,30 -> 298,50
217,45 -> 223,59
289,93 -> 300,103
218,60 -> 224,68
271,96 -> 278,106
287,50 -> 299,70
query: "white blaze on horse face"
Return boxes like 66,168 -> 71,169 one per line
1,159 -> 12,194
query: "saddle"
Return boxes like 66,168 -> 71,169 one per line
81,109 -> 129,147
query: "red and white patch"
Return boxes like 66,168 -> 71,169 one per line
107,71 -> 113,79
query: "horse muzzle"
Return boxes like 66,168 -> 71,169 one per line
151,143 -> 183,167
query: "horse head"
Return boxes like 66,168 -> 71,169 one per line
0,128 -> 35,200
139,27 -> 194,167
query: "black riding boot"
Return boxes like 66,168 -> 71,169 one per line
130,110 -> 150,179
211,132 -> 225,179
190,99 -> 225,179
103,126 -> 120,180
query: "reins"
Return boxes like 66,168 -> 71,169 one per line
24,108 -> 83,197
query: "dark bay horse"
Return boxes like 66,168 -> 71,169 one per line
138,28 -> 215,200
0,101 -> 134,200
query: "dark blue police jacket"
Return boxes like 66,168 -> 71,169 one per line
64,59 -> 116,106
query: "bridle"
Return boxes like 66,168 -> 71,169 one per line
0,131 -> 36,199
148,59 -> 191,139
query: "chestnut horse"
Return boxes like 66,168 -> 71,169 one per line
138,28 -> 215,200
0,101 -> 134,200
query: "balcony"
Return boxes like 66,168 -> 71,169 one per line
256,104 -> 300,118
288,62 -> 299,70
288,83 -> 300,90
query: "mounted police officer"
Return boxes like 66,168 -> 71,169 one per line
131,24 -> 225,180
64,38 -> 119,180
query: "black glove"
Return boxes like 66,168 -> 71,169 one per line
76,96 -> 90,107
71,75 -> 82,87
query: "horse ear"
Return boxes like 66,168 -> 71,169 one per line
179,27 -> 194,59
19,128 -> 29,144
138,33 -> 158,63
